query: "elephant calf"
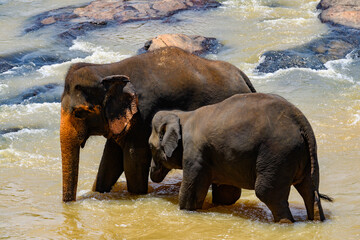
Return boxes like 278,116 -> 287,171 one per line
149,93 -> 332,223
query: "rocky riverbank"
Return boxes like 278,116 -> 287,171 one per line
24,0 -> 220,46
0,0 -> 220,75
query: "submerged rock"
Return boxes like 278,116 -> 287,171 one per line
0,128 -> 23,135
0,84 -> 62,105
25,0 -> 220,45
0,49 -> 87,74
257,50 -> 326,73
256,26 -> 360,73
256,0 -> 360,73
0,59 -> 14,73
138,34 -> 222,55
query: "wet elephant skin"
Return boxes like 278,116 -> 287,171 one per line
60,46 -> 256,202
149,93 -> 332,222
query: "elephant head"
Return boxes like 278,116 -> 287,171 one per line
60,67 -> 138,202
148,112 -> 183,183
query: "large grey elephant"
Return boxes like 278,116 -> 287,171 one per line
149,93 -> 332,222
60,47 -> 256,202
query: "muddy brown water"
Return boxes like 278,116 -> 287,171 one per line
1,0 -> 359,239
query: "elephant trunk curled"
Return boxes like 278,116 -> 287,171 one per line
60,108 -> 84,202
150,159 -> 170,183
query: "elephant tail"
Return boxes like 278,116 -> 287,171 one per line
296,109 -> 333,221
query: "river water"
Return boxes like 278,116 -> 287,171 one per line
0,0 -> 359,239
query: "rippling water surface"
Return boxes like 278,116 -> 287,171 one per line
1,0 -> 359,239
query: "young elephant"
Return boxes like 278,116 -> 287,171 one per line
148,93 -> 332,222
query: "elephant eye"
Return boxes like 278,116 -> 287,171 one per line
73,108 -> 89,119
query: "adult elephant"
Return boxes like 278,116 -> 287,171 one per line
60,46 -> 256,202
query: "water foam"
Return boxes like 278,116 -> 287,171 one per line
350,113 -> 360,126
0,102 -> 60,130
0,69 -> 16,75
0,102 -> 60,116
37,40 -> 131,78
261,17 -> 308,26
322,53 -> 357,83
2,128 -> 48,138
0,83 -> 8,93
0,146 -> 60,169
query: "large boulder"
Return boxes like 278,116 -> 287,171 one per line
318,0 -> 360,29
139,34 -> 222,55
73,0 -> 217,22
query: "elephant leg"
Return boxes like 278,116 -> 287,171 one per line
266,199 -> 294,223
123,126 -> 151,195
212,184 -> 241,205
255,174 -> 294,223
179,164 -> 212,211
123,146 -> 151,194
92,138 -> 124,193
294,170 -> 315,220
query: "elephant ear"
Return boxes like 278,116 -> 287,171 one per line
160,114 -> 181,158
101,75 -> 130,91
101,75 -> 138,136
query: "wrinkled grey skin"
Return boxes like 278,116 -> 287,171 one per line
149,93 -> 331,222
60,47 -> 254,202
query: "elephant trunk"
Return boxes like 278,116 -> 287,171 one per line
60,108 -> 83,202
150,159 -> 170,183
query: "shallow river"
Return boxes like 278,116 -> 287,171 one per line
1,0 -> 360,239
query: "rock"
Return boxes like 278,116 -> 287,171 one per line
24,0 -> 221,45
41,17 -> 56,25
256,50 -> 326,73
256,26 -> 360,73
0,84 -> 62,105
0,59 -> 14,73
138,34 -> 222,55
0,49 -> 87,75
256,0 -> 360,73
0,128 -> 23,135
318,0 -> 360,29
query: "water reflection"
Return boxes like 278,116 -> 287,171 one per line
59,205 -> 85,239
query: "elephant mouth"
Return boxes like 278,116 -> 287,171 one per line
150,162 -> 170,183
80,134 -> 89,148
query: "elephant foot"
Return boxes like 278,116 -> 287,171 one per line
127,185 -> 148,195
125,170 -> 149,195
212,184 -> 241,205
